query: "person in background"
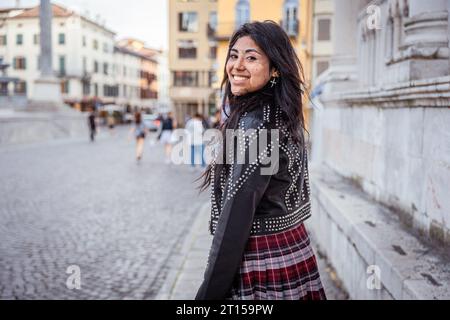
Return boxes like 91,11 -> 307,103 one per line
185,113 -> 206,170
87,109 -> 97,142
129,111 -> 147,162
158,112 -> 176,164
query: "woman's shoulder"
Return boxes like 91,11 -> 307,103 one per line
240,104 -> 281,130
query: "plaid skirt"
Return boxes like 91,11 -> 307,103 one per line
228,222 -> 327,300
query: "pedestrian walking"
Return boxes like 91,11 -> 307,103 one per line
129,111 -> 147,162
195,21 -> 326,300
87,109 -> 97,142
185,113 -> 205,169
158,112 -> 176,164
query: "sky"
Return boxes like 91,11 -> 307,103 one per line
1,0 -> 168,50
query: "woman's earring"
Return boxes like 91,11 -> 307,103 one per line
270,77 -> 278,87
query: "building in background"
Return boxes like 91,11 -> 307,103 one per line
215,0 -> 314,127
168,0 -> 217,126
310,0 -> 333,84
0,3 -> 161,112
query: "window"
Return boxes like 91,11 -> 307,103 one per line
14,81 -> 26,94
208,71 -> 217,86
123,66 -> 127,77
178,40 -> 197,59
82,36 -> 86,47
16,34 -> 23,45
61,80 -> 69,94
94,83 -> 98,96
103,43 -> 108,53
0,35 -> 6,46
82,57 -> 87,73
209,42 -> 217,59
208,11 -> 217,37
173,71 -> 199,87
103,84 -> 118,97
93,39 -> 98,50
235,0 -> 250,29
317,18 -> 331,41
59,56 -> 66,75
33,34 -> 40,45
178,12 -> 198,32
103,62 -> 108,75
13,57 -> 26,70
316,60 -> 329,77
82,81 -> 90,95
94,60 -> 99,73
58,33 -> 65,45
282,0 -> 298,36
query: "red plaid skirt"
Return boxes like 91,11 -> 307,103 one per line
228,222 -> 327,300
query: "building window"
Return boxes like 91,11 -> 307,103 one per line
208,11 -> 217,37
178,12 -> 198,32
13,57 -> 26,70
208,71 -> 217,86
93,39 -> 98,50
14,81 -> 27,94
82,36 -> 86,47
58,33 -> 65,45
33,34 -> 40,45
103,62 -> 108,75
173,71 -> 199,87
94,60 -> 99,73
16,34 -> 23,45
235,0 -> 250,29
103,43 -> 108,53
82,81 -> 90,95
59,56 -> 66,76
103,84 -> 119,97
61,80 -> 69,94
94,83 -> 98,96
123,66 -> 127,77
209,42 -> 217,59
317,18 -> 331,41
282,0 -> 299,36
316,60 -> 329,77
178,40 -> 197,59
0,35 -> 6,46
82,57 -> 87,73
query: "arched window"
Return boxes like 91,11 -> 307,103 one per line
235,0 -> 250,29
283,0 -> 299,36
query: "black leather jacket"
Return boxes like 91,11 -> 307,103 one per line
195,104 -> 311,300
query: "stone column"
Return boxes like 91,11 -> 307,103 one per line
400,0 -> 449,79
323,0 -> 360,95
32,0 -> 62,108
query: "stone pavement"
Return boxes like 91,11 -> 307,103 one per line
156,203 -> 349,300
0,126 -> 208,299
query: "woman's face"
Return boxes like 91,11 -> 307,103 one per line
226,36 -> 273,96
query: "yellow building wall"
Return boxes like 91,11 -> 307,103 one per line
215,0 -> 313,129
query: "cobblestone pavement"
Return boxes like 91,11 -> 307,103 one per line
0,126 -> 208,299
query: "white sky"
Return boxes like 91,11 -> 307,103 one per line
1,0 -> 168,50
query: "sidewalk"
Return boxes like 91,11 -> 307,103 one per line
155,203 -> 349,300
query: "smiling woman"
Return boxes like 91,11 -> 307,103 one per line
196,21 -> 327,300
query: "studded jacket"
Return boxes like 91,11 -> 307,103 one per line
195,104 -> 312,300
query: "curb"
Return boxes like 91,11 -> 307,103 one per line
155,202 -> 211,300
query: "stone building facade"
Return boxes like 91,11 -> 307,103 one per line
308,0 -> 450,299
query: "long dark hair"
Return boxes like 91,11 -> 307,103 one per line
198,20 -> 307,191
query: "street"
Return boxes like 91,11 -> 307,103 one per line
0,126 -> 208,299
